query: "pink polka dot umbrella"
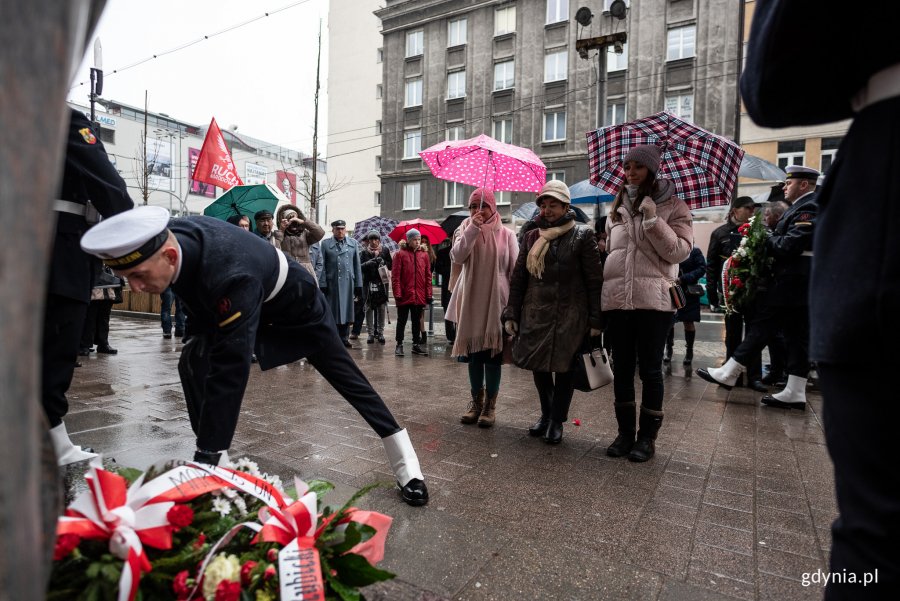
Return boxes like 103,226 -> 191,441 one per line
419,134 -> 547,194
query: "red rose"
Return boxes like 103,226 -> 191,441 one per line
266,548 -> 278,562
264,565 -> 277,581
193,532 -> 206,550
730,256 -> 740,267
53,533 -> 81,561
167,504 -> 194,529
738,223 -> 751,234
173,570 -> 191,599
240,560 -> 258,586
214,580 -> 241,601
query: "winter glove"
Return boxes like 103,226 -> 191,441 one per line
638,197 -> 657,219
354,287 -> 362,298
504,320 -> 518,336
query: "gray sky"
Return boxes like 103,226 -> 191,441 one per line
68,0 -> 329,155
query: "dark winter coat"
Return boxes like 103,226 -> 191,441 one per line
675,247 -> 706,323
502,217 -> 603,373
360,246 -> 392,308
705,219 -> 743,308
392,247 -> 432,307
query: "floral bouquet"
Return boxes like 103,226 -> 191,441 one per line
48,457 -> 394,601
722,214 -> 771,315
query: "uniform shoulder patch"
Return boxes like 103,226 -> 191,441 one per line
79,127 -> 97,144
796,212 -> 814,221
217,297 -> 232,316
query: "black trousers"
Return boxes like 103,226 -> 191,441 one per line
724,312 -> 762,381
81,299 -> 113,348
42,294 -> 88,427
733,303 -> 809,378
533,371 -> 575,422
606,310 -> 673,412
821,363 -> 900,600
395,305 -> 424,344
179,331 -> 402,451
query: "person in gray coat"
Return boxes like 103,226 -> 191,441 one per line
319,219 -> 363,347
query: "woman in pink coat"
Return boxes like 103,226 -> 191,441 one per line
446,189 -> 518,428
602,144 -> 693,462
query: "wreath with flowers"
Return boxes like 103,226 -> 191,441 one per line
722,214 -> 772,315
48,457 -> 394,601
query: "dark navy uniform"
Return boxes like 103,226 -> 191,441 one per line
170,217 -> 401,452
43,110 -> 133,427
742,2 -> 900,596
732,191 -> 817,378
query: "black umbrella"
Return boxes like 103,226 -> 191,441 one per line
440,210 -> 470,237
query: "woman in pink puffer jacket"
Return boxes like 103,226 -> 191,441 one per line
602,144 -> 693,462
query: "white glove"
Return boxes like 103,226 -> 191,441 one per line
639,197 -> 657,219
590,328 -> 603,337
504,320 -> 518,336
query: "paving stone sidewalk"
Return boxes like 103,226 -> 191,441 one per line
65,316 -> 835,600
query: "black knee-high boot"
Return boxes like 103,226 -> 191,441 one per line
684,329 -> 695,364
606,402 -> 636,457
628,407 -> 664,462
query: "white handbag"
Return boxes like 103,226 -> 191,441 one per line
573,346 -> 614,392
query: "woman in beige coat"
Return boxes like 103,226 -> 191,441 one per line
602,144 -> 693,462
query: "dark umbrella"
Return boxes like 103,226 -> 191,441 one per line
440,210 -> 470,237
352,215 -> 399,252
513,202 -> 589,223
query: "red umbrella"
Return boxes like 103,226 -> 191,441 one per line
388,218 -> 447,245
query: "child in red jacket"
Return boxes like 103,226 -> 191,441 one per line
392,229 -> 432,356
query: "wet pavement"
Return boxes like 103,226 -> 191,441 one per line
65,312 -> 835,601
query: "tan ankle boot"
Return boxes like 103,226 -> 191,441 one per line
478,393 -> 498,428
460,388 -> 485,424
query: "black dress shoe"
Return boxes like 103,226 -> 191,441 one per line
367,335 -> 375,344
163,333 -> 172,339
377,335 -> 386,344
342,339 -> 352,348
749,380 -> 768,392
760,395 -> 807,410
628,437 -> 656,462
174,330 -> 185,338
411,345 -> 429,356
543,420 -> 563,444
528,417 -> 549,437
96,344 -> 117,355
74,361 -> 83,368
606,433 -> 635,457
78,347 -> 92,357
398,478 -> 429,506
696,368 -> 734,390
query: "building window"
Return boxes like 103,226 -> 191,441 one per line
547,170 -> 566,182
544,50 -> 567,82
444,181 -> 470,208
492,118 -> 513,144
447,124 -> 465,141
543,111 -> 566,142
406,30 -> 424,58
405,78 -> 423,107
374,191 -> 381,206
375,155 -> 382,170
448,18 -> 467,47
494,59 -> 515,91
376,84 -> 383,99
376,120 -> 382,134
667,25 -> 696,61
495,191 -> 511,206
777,140 -> 806,170
664,93 -> 694,121
377,48 -> 383,63
447,70 -> 466,99
403,130 -> 422,159
98,127 -> 115,144
495,5 -> 516,36
820,136 -> 842,172
606,101 -> 626,125
607,42 -> 628,72
546,0 -> 569,24
403,182 -> 421,210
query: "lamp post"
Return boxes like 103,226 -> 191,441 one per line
575,2 -> 628,128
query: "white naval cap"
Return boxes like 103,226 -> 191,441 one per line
784,165 -> 820,181
81,205 -> 171,269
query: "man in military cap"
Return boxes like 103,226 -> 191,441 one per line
81,206 -> 429,506
45,109 -> 134,465
319,219 -> 363,347
254,209 -> 277,246
698,165 -> 819,409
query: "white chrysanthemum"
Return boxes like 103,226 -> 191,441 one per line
234,457 -> 260,474
212,497 -> 232,517
202,553 -> 241,600
265,473 -> 284,492
222,487 -> 238,499
739,237 -> 748,247
233,496 -> 248,517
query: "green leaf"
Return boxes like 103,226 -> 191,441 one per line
307,479 -> 335,498
328,521 -> 363,555
110,466 -> 145,485
330,553 -> 395,587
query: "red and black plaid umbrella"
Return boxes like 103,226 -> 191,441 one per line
586,112 -> 744,209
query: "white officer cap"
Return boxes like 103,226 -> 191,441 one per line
784,165 -> 820,181
81,206 -> 171,269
